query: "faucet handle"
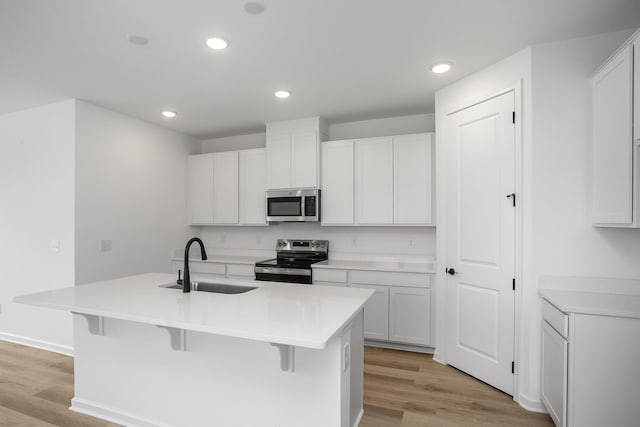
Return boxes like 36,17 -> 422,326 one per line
176,269 -> 183,285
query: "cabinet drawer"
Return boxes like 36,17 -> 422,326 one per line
350,270 -> 430,288
542,299 -> 569,338
189,262 -> 226,276
226,263 -> 254,278
313,269 -> 348,284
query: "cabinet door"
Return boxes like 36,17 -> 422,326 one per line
394,134 -> 433,225
239,149 -> 267,225
355,138 -> 394,224
350,284 -> 389,340
321,140 -> 354,225
267,134 -> 291,189
188,154 -> 214,224
291,131 -> 318,188
213,151 -> 239,224
541,321 -> 567,427
592,44 -> 634,225
389,287 -> 430,346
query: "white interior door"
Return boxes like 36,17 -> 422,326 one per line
445,91 -> 515,395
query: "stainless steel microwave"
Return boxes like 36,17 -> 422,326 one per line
266,189 -> 320,222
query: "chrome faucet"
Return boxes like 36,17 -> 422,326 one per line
182,237 -> 208,293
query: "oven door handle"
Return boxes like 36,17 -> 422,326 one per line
254,266 -> 312,276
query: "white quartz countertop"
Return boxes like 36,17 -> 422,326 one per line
14,273 -> 374,349
313,259 -> 435,274
539,289 -> 640,319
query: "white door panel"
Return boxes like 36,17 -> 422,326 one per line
445,91 -> 515,395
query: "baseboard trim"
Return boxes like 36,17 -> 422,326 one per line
365,340 -> 434,355
432,349 -> 446,365
0,332 -> 73,357
352,408 -> 364,427
71,398 -> 168,427
516,392 -> 547,413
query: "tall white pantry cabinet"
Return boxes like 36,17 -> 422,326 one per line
592,29 -> 640,227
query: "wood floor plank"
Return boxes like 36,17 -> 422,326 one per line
0,340 -> 553,426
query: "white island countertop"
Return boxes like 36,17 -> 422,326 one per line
14,273 -> 374,349
540,289 -> 640,319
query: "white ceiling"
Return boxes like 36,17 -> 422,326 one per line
1,0 -> 638,139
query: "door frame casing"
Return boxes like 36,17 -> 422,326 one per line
434,81 -> 524,403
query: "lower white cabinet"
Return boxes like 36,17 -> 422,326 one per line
313,267 -> 432,347
351,283 -> 389,340
540,298 -> 640,427
389,286 -> 430,346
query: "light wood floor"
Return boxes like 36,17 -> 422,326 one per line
0,340 -> 553,426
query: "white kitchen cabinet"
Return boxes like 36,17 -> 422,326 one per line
592,33 -> 639,227
635,38 -> 640,141
351,283 -> 389,340
213,151 -> 239,224
266,117 -> 327,190
394,133 -> 433,225
540,294 -> 640,427
239,148 -> 267,225
389,286 -> 431,346
321,140 -> 354,225
313,268 -> 348,287
355,137 -> 394,225
188,154 -> 215,225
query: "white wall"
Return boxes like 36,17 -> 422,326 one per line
0,100 -> 76,354
434,28 -> 636,412
75,101 -> 200,284
200,113 -> 435,152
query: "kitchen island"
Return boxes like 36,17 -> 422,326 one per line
14,273 -> 374,427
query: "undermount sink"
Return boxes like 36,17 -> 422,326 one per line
162,282 -> 257,294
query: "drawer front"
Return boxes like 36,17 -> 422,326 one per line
313,269 -> 348,284
542,299 -> 569,338
350,270 -> 430,288
226,263 -> 254,278
189,261 -> 226,276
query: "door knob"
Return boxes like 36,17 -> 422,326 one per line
446,267 -> 457,276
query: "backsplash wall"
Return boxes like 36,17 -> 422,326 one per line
196,224 -> 435,261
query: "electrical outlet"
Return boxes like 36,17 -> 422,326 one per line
351,237 -> 357,248
100,239 -> 112,252
50,239 -> 60,253
409,238 -> 416,249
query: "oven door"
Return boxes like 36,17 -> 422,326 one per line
254,266 -> 312,284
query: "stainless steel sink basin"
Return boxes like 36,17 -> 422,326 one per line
162,282 -> 257,294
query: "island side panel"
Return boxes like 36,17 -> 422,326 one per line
71,315 -> 355,427
349,310 -> 364,426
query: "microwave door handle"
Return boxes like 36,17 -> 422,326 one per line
300,196 -> 305,217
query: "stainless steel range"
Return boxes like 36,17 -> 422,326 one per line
254,239 -> 329,284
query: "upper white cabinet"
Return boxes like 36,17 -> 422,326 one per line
266,117 -> 328,189
213,151 -> 239,224
188,149 -> 267,226
356,137 -> 395,225
394,133 -> 433,225
321,140 -> 355,225
592,31 -> 640,227
321,132 -> 434,226
239,148 -> 267,225
188,154 -> 215,224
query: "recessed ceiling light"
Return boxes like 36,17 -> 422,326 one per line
431,62 -> 452,74
274,90 -> 290,99
244,2 -> 265,14
162,111 -> 177,118
127,35 -> 149,46
206,38 -> 228,50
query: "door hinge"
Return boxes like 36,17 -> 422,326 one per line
512,278 -> 515,291
512,361 -> 515,374
512,111 -> 516,124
